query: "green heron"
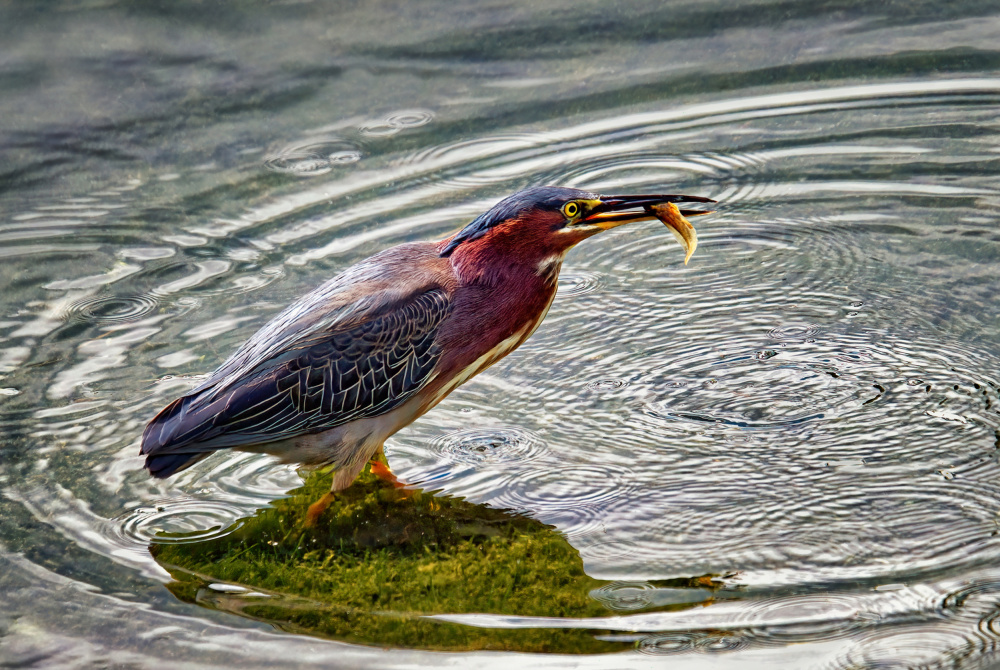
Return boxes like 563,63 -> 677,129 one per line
141,186 -> 713,522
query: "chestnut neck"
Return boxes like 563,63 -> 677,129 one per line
441,209 -> 588,287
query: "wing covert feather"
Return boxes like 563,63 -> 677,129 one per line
221,288 -> 450,439
142,287 -> 451,455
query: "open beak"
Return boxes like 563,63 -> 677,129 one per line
577,193 -> 716,264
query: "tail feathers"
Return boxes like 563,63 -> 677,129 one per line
145,452 -> 209,478
140,397 -> 185,456
140,393 -> 225,478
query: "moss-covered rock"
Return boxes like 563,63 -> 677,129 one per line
153,467 -> 722,652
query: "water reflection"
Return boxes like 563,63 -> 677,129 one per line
2,4 -> 1000,661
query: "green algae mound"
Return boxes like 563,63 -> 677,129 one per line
153,468 -> 720,652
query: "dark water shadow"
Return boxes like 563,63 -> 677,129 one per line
151,469 -> 734,653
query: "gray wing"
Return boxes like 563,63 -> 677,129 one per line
140,285 -> 451,474
191,256 -> 406,400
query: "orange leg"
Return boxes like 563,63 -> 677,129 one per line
305,452 -> 406,526
304,491 -> 336,527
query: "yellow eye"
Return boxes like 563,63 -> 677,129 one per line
562,201 -> 580,218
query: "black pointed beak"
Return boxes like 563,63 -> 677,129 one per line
577,193 -> 716,264
581,193 -> 716,225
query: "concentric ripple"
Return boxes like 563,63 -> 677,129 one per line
113,498 -> 249,545
359,109 -> 434,137
767,324 -> 820,341
465,462 -> 636,538
487,463 -> 634,511
585,378 -> 629,392
264,138 -> 363,176
641,352 -> 885,431
433,426 -> 548,465
738,593 -> 879,644
637,633 -> 702,655
837,629 -> 977,669
638,632 -> 752,655
67,295 -> 158,324
590,581 -> 656,611
4,62 -> 1000,666
168,451 -> 305,506
557,270 -> 605,296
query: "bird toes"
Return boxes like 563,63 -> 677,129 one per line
369,459 -> 406,488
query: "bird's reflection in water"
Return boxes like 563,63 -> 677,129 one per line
151,469 -> 738,652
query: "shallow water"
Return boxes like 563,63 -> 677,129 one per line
3,1 -> 1000,667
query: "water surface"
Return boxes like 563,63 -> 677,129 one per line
3,1 -> 1000,667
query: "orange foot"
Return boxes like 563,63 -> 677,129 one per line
304,491 -> 336,527
369,459 -> 406,489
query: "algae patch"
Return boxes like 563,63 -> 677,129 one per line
152,468 -> 726,652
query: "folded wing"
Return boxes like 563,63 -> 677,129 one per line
140,281 -> 451,477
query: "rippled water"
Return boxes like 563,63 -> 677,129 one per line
3,1 -> 1000,667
